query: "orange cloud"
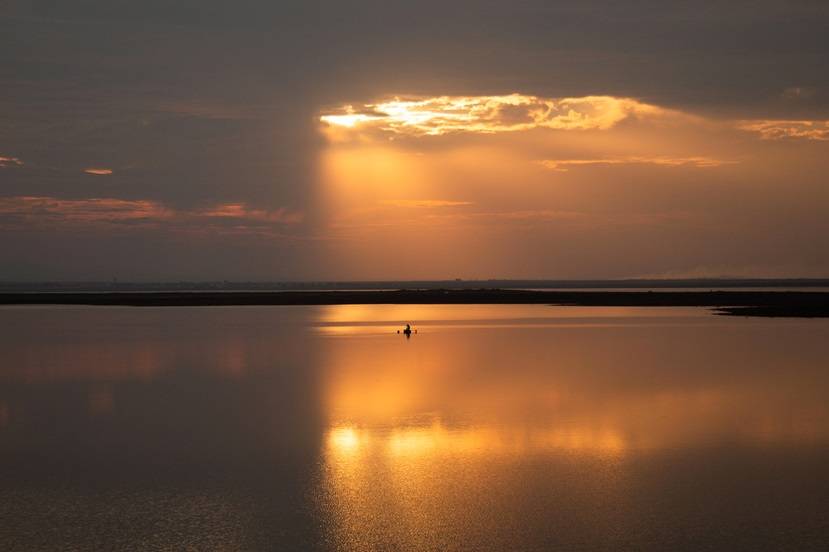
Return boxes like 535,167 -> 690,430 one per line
0,156 -> 24,168
380,199 -> 472,208
738,120 -> 829,141
539,156 -> 733,171
421,209 -> 687,226
321,94 -> 829,146
321,94 -> 667,137
198,203 -> 304,224
84,167 -> 114,175
0,197 -> 303,231
0,196 -> 171,223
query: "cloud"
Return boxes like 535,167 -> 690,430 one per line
0,196 -> 171,224
197,203 -> 304,224
380,199 -> 472,208
84,168 -> 114,175
0,156 -> 24,168
421,209 -> 688,226
0,196 -> 302,231
738,120 -> 829,141
321,94 -> 667,137
539,156 -> 733,171
781,86 -> 817,101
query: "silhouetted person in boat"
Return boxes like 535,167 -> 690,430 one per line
397,324 -> 416,337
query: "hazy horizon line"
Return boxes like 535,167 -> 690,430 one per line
3,277 -> 829,293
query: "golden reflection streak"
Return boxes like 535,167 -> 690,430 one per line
318,305 -> 829,449
326,423 -> 626,459
328,426 -> 366,455
319,422 -> 629,550
312,306 -> 829,549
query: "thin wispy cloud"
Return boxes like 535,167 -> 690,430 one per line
0,156 -> 24,168
197,203 -> 304,224
738,120 -> 829,141
84,168 -> 114,175
0,197 -> 171,224
380,199 -> 472,208
539,156 -> 733,171
0,197 -> 302,232
422,209 -> 689,225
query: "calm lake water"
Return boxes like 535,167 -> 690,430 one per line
1,305 -> 829,550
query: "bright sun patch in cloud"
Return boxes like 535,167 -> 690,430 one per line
84,167 -> 114,175
738,120 -> 829,141
320,94 -> 666,136
539,156 -> 733,171
318,91 -> 829,279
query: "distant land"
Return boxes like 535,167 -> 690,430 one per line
1,278 -> 829,293
1,288 -> 828,317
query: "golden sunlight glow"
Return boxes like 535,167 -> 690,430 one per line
320,94 -> 666,137
83,168 -> 114,175
316,91 -> 828,279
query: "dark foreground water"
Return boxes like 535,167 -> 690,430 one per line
1,305 -> 829,550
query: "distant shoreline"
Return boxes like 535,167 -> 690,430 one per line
2,289 -> 829,317
2,278 -> 829,293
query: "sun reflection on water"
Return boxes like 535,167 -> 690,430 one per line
310,306 -> 829,550
326,423 -> 626,460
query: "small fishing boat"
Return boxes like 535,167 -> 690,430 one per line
397,323 -> 416,337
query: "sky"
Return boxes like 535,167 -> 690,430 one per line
2,0 -> 828,281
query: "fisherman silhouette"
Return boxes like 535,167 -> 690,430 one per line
397,323 -> 417,337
